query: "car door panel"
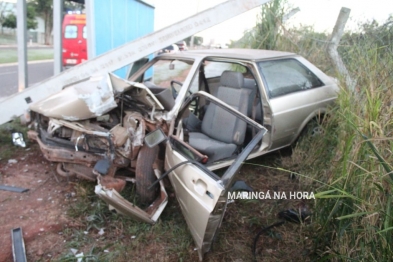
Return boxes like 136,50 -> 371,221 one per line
270,85 -> 337,148
165,146 -> 224,257
165,91 -> 267,260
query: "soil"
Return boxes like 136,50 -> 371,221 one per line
0,144 -> 77,262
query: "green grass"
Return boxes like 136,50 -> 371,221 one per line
279,18 -> 393,261
0,48 -> 53,64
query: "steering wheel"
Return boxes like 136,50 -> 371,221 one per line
170,80 -> 183,99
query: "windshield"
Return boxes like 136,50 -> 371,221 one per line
130,58 -> 194,89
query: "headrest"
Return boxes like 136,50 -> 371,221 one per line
220,70 -> 244,89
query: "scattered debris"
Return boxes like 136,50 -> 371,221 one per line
98,228 -> 105,236
11,227 -> 27,262
75,252 -> 84,262
0,185 -> 29,193
12,132 -> 26,148
8,159 -> 18,164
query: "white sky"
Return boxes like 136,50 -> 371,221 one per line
153,0 -> 393,45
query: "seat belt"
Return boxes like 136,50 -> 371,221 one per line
199,66 -> 210,94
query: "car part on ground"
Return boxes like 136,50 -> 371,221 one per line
0,185 -> 29,193
11,132 -> 26,148
95,169 -> 168,224
11,227 -> 27,262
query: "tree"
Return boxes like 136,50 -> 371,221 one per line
29,0 -> 52,45
2,4 -> 37,30
29,0 -> 85,45
233,0 -> 287,50
0,1 -> 13,33
184,36 -> 203,46
2,13 -> 16,29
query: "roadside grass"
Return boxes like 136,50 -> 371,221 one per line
238,7 -> 393,260
0,48 -> 53,64
283,21 -> 393,261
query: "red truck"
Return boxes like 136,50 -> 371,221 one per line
62,14 -> 87,68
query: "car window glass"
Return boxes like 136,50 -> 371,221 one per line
64,25 -> 78,39
204,62 -> 232,78
83,26 -> 87,39
258,59 -> 324,98
142,59 -> 193,89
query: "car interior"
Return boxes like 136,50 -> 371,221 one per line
130,57 -> 270,165
172,60 -> 267,165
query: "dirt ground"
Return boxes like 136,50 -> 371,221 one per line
0,144 -> 77,261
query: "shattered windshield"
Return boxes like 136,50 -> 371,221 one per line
130,58 -> 194,88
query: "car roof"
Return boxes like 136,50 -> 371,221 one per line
158,48 -> 296,61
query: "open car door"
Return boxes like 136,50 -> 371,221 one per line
165,92 -> 267,260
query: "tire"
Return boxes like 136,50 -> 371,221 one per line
135,145 -> 159,205
303,119 -> 324,138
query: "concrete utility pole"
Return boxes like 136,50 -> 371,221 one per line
17,0 -> 27,92
53,0 -> 64,75
327,7 -> 356,92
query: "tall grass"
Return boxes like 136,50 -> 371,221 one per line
289,19 -> 393,261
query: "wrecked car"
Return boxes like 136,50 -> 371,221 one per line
25,49 -> 338,260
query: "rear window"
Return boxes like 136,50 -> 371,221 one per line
83,26 -> 87,39
64,25 -> 77,39
258,59 -> 324,98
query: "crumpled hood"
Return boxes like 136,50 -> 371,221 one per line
29,74 -> 117,121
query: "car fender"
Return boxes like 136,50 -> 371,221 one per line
291,107 -> 327,144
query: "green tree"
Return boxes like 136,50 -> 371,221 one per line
233,0 -> 287,50
2,13 -> 16,29
30,0 -> 84,45
2,4 -> 37,30
29,0 -> 52,44
184,36 -> 203,46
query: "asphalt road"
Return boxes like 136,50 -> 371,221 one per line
0,61 -> 54,100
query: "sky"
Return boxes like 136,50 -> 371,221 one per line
153,0 -> 393,46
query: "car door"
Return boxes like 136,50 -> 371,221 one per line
257,57 -> 338,149
165,92 -> 267,260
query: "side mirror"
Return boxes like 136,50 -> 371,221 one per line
144,128 -> 167,148
12,132 -> 26,148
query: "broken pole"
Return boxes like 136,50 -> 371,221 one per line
53,0 -> 63,75
16,0 -> 28,92
327,7 -> 356,92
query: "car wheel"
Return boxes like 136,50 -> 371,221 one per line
304,119 -> 324,137
135,145 -> 159,205
309,125 -> 324,137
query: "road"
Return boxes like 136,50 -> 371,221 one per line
0,61 -> 53,100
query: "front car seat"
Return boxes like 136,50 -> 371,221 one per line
188,70 -> 251,163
